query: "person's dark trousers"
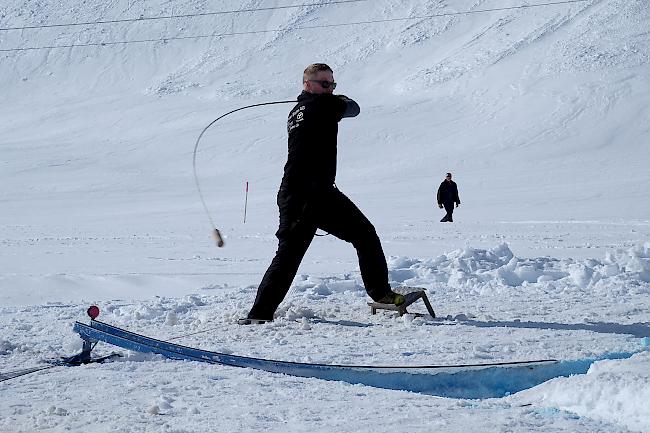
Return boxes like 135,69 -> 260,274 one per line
441,202 -> 454,222
247,187 -> 391,320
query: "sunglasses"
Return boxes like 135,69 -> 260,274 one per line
308,79 -> 337,89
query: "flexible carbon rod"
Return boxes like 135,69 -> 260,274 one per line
192,99 -> 296,247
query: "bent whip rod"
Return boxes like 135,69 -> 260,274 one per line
192,99 -> 296,247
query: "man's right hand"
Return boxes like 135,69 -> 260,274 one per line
438,204 -> 443,208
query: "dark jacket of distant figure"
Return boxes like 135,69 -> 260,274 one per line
437,180 -> 460,206
281,91 -> 360,198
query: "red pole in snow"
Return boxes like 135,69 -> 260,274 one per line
243,181 -> 249,223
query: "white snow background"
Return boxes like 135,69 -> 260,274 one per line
1,0 -> 650,432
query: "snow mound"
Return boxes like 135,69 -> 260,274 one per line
517,350 -> 650,433
388,242 -> 650,292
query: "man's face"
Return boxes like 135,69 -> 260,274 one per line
445,175 -> 452,181
304,70 -> 336,95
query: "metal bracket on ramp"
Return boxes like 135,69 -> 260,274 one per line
368,290 -> 435,318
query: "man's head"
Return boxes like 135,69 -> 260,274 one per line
445,172 -> 452,181
303,63 -> 336,95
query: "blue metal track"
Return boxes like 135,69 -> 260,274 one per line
73,320 -> 576,398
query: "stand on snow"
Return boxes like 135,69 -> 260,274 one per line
368,289 -> 436,318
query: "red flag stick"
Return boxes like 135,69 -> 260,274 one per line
243,181 -> 249,223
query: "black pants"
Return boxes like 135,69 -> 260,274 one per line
441,202 -> 454,222
247,187 -> 391,319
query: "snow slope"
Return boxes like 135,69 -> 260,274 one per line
1,0 -> 649,432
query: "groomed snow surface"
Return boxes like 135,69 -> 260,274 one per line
1,0 -> 649,432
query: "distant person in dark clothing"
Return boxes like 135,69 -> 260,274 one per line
239,63 -> 404,325
437,172 -> 460,222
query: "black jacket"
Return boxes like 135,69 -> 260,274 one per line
280,91 -> 360,196
437,180 -> 460,205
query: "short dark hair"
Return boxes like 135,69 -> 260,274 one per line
303,63 -> 333,81
446,172 -> 452,177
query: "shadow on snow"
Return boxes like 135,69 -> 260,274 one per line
444,318 -> 650,338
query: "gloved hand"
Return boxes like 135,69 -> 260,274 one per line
338,95 -> 360,118
456,203 -> 460,208
438,204 -> 443,209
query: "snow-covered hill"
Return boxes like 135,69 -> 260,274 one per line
2,0 -> 649,220
1,1 -> 649,432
